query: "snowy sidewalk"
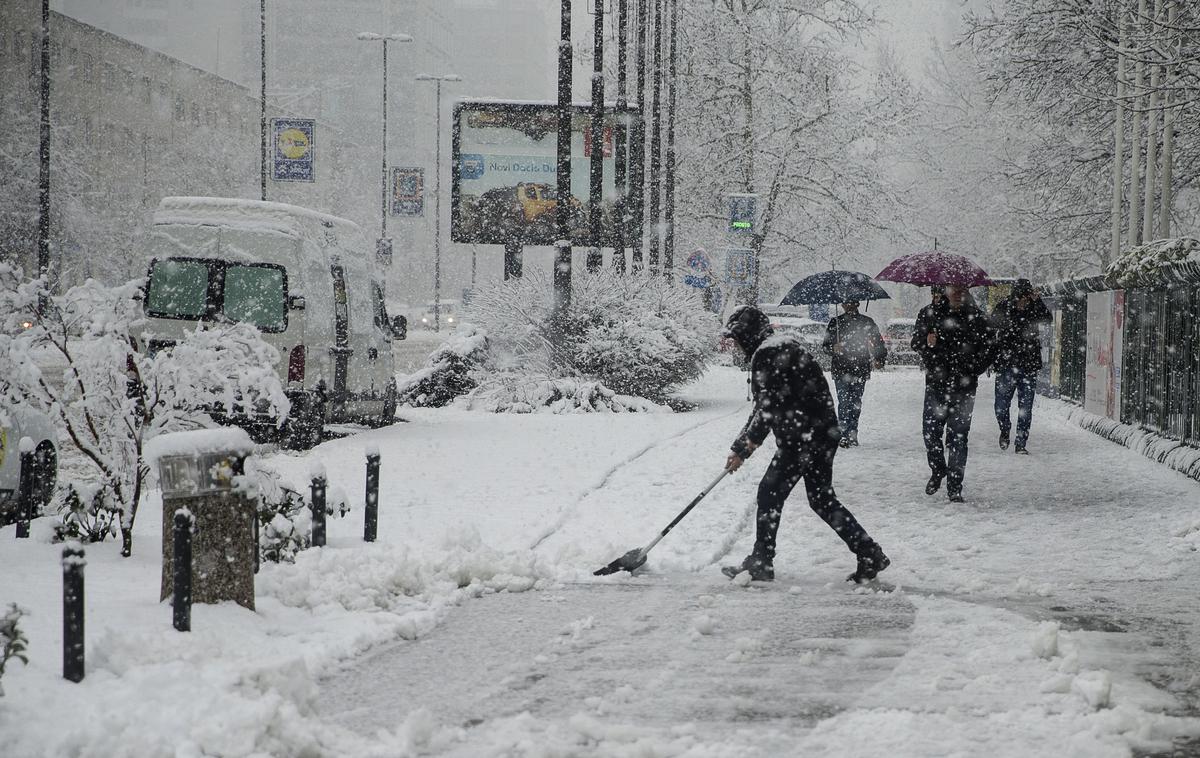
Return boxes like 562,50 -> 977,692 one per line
2,367 -> 1198,756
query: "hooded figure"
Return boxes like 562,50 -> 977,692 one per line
721,305 -> 889,583
989,278 -> 1051,453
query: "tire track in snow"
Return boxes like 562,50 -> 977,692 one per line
527,408 -> 746,553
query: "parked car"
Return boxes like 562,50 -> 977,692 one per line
0,404 -> 58,523
138,197 -> 405,448
883,317 -> 920,366
760,306 -> 830,368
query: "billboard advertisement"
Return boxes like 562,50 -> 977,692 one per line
391,167 -> 424,217
271,118 -> 315,182
452,101 -> 625,246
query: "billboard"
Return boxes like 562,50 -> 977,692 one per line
452,101 -> 625,246
391,167 -> 424,217
271,118 -> 315,182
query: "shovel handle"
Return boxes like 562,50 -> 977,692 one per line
641,470 -> 729,555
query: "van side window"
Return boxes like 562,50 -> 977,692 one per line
371,284 -> 389,332
224,264 -> 287,332
146,259 -> 210,318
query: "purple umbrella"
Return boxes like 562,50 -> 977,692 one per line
876,250 -> 993,287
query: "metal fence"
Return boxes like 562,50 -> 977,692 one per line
1121,284 -> 1200,444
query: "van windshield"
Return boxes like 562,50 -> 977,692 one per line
146,257 -> 288,332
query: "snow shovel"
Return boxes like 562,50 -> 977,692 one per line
593,470 -> 729,576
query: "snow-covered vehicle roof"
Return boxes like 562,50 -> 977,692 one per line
153,197 -> 363,240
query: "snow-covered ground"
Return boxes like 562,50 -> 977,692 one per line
2,367 -> 1199,757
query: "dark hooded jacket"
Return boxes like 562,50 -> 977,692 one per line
731,332 -> 841,457
989,296 -> 1051,375
822,312 -> 888,379
911,301 -> 994,394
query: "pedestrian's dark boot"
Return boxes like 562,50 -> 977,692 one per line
722,553 -> 774,582
999,431 -> 1010,450
947,486 -> 964,503
838,436 -> 851,449
1014,445 -> 1029,455
848,430 -> 859,447
925,473 -> 943,496
848,542 -> 890,584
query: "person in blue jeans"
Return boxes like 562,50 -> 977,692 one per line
989,279 -> 1051,454
821,301 -> 887,447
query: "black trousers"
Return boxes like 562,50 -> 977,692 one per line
753,443 -> 873,565
922,382 -> 977,491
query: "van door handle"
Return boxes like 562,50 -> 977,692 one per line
368,348 -> 378,360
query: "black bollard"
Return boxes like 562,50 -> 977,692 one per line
15,447 -> 34,539
173,510 -> 193,632
364,451 -> 380,543
310,474 -> 326,548
62,544 -> 85,682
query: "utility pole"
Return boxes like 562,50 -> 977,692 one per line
630,0 -> 648,271
360,32 -> 414,267
1141,0 -> 1164,243
648,0 -> 663,272
554,0 -> 574,320
1127,0 -> 1147,250
1159,0 -> 1178,237
1110,8 -> 1126,267
587,0 -> 605,272
38,0 -> 50,290
260,0 -> 267,202
415,74 -> 461,332
663,0 -> 678,280
613,0 -> 629,274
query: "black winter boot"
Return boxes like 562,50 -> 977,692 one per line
847,543 -> 890,584
722,554 -> 774,582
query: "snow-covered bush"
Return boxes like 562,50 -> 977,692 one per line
396,328 -> 489,408
51,482 -> 121,544
0,266 -> 287,557
0,604 -> 29,697
1106,237 -> 1200,288
240,460 -> 349,563
460,375 -> 663,414
457,269 -> 715,408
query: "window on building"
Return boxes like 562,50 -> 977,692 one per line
191,102 -> 200,126
0,30 -> 7,58
142,75 -> 151,103
174,95 -> 185,122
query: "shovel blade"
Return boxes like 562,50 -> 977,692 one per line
593,548 -> 647,576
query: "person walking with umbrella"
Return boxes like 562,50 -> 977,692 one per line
910,285 -> 994,502
989,279 -> 1051,454
719,305 -> 890,584
822,301 -> 887,447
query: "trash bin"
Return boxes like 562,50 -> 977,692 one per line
148,429 -> 257,611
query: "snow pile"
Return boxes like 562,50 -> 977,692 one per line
459,374 -> 665,413
143,427 -> 254,466
1046,402 -> 1200,482
1106,237 -> 1200,287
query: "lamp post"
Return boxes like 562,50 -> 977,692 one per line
358,32 -> 413,266
415,73 -> 461,332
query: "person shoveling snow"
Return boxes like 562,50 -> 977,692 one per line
720,305 -> 890,584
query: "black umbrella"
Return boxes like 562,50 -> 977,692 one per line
780,270 -> 891,305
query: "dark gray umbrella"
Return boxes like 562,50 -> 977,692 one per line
780,270 -> 891,305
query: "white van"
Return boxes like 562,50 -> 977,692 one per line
138,197 -> 405,448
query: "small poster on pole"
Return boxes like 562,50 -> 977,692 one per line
725,248 -> 756,286
391,167 -> 425,217
271,118 -> 315,182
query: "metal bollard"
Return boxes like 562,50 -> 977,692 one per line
15,440 -> 34,539
172,510 -> 193,632
364,449 -> 380,543
310,472 -> 327,548
62,544 -> 85,682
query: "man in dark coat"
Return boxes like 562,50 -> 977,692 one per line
989,279 -> 1051,454
822,300 -> 888,447
721,305 -> 889,583
911,285 -> 993,502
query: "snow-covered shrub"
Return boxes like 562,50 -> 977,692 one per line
0,266 -> 287,557
396,327 -> 489,408
0,604 -> 29,697
460,375 -> 663,413
51,482 -> 121,544
461,269 -> 715,407
240,460 -> 349,563
1106,237 -> 1200,288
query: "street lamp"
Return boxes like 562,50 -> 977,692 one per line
415,73 -> 461,332
357,31 -> 413,266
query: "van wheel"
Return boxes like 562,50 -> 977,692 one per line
33,442 -> 57,512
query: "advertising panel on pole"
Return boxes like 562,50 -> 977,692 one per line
682,248 -> 712,288
1084,291 -> 1114,417
724,248 -> 755,286
451,100 -> 625,246
391,167 -> 424,217
271,118 -> 315,182
1110,290 -> 1124,420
